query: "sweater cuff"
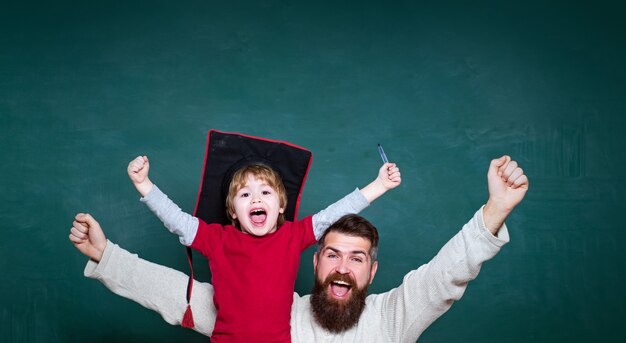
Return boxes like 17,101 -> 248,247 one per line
84,239 -> 115,279
477,206 -> 510,247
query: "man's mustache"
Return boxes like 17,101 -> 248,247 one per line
324,273 -> 357,289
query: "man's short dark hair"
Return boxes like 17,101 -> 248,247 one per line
317,214 -> 379,261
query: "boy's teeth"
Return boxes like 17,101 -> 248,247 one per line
250,209 -> 267,224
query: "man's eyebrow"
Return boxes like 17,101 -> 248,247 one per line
322,246 -> 369,257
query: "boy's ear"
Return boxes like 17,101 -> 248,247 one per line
279,207 -> 284,214
230,212 -> 237,219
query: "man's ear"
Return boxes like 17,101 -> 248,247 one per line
313,252 -> 318,269
368,261 -> 378,285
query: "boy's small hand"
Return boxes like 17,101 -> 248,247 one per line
360,162 -> 402,203
378,162 -> 402,190
128,156 -> 153,196
128,155 -> 150,183
69,213 -> 107,262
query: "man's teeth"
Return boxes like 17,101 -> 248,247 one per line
333,280 -> 350,286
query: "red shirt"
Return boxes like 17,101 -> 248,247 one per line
191,216 -> 316,343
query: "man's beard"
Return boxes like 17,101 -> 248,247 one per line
310,272 -> 369,333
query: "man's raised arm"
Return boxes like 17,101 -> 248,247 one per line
69,213 -> 216,337
371,155 -> 528,342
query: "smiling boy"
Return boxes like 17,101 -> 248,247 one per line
225,164 -> 288,236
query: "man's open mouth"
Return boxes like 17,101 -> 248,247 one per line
330,280 -> 352,298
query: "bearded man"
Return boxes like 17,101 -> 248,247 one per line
70,155 -> 528,342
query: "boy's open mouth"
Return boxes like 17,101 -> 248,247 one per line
250,208 -> 267,224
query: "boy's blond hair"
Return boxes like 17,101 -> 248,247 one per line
225,164 -> 288,229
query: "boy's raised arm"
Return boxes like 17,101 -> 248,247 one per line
128,155 -> 199,246
359,162 -> 402,203
141,186 -> 199,246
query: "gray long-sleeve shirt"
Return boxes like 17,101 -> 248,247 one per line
85,207 -> 509,342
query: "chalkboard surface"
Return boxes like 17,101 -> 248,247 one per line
1,1 -> 625,342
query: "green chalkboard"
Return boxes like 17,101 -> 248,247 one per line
1,1 -> 625,342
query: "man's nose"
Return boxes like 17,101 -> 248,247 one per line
335,260 -> 350,274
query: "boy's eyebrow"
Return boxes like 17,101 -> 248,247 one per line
251,178 -> 270,186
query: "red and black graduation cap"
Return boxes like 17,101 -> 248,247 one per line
181,129 -> 313,328
193,129 -> 313,225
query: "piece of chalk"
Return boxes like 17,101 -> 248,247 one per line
377,144 -> 388,163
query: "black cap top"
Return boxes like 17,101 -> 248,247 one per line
192,130 -> 313,225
